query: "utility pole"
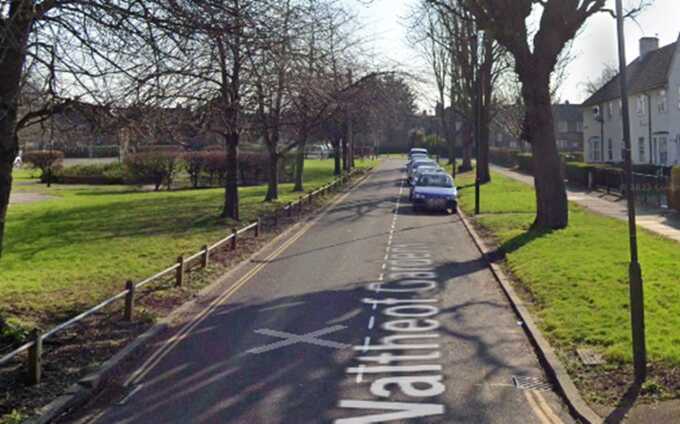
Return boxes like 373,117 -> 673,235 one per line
616,0 -> 646,384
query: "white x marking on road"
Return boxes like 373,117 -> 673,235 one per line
247,325 -> 350,354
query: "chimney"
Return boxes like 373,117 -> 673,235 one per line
640,36 -> 659,58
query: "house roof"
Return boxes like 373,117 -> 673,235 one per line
553,103 -> 582,122
582,41 -> 677,107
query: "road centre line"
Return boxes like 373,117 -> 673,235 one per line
124,174 -> 371,388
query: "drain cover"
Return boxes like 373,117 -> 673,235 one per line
576,347 -> 606,366
512,376 -> 552,392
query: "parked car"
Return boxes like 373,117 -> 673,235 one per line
407,159 -> 437,182
411,173 -> 457,214
409,167 -> 446,200
408,148 -> 428,160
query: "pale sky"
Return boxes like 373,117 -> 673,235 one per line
345,0 -> 680,109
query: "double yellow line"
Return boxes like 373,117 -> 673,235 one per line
125,180 -> 365,388
524,390 -> 565,424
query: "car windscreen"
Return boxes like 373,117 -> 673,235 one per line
415,166 -> 437,174
413,161 -> 435,169
416,174 -> 453,188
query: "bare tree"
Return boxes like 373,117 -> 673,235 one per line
430,0 -> 650,229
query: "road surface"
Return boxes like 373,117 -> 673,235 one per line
64,159 -> 575,424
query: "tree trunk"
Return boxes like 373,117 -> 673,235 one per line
333,139 -> 341,176
222,132 -> 240,220
294,131 -> 307,192
0,158 -> 13,260
523,74 -> 568,229
265,152 -> 278,201
459,126 -> 473,172
342,136 -> 349,172
0,8 -> 31,260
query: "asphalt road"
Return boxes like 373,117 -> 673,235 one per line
65,159 -> 575,424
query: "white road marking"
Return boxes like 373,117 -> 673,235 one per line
248,325 -> 349,354
367,316 -> 376,330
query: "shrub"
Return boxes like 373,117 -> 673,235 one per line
182,151 -> 210,188
23,150 -> 64,182
489,148 -> 518,168
52,163 -> 126,185
125,151 -> 180,190
514,152 -> 533,174
203,150 -> 227,185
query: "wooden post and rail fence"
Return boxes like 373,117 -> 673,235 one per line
0,168 -> 369,385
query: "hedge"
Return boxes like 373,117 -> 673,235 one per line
23,150 -> 64,182
52,163 -> 127,185
514,152 -> 533,174
54,144 -> 120,159
668,167 -> 680,211
489,148 -> 518,167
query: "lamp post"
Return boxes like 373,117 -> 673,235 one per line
472,31 -> 482,215
615,0 -> 646,384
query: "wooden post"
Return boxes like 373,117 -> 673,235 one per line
273,210 -> 279,227
231,228 -> 237,250
176,256 -> 184,287
287,203 -> 293,217
124,280 -> 135,321
255,219 -> 260,237
309,192 -> 313,204
27,330 -> 42,385
201,244 -> 209,268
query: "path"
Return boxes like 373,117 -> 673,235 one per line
491,165 -> 680,244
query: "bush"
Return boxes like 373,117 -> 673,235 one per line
489,148 -> 518,167
125,151 -> 180,190
23,150 -> 64,182
514,152 -> 533,174
55,144 -> 119,158
52,163 -> 126,185
182,151 -> 209,188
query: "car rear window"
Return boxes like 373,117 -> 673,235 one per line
416,174 -> 453,188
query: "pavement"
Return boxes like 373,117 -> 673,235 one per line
61,160 -> 575,424
491,165 -> 680,244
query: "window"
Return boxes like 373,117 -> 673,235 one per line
660,136 -> 668,165
637,95 -> 648,115
591,138 -> 601,162
607,102 -> 613,120
659,90 -> 667,113
496,132 -> 503,143
608,139 -> 613,161
619,99 -> 623,116
576,121 -> 583,132
558,120 -> 568,132
639,137 -> 646,162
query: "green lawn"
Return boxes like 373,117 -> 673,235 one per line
456,170 -> 680,366
2,159 -> 376,326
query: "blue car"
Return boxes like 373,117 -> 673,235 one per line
411,173 -> 458,214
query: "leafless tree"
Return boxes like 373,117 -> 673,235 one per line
430,0 -> 650,229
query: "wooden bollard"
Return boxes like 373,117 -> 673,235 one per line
176,255 -> 184,287
309,192 -> 313,204
27,329 -> 42,385
124,280 -> 135,321
287,203 -> 293,217
255,219 -> 260,237
231,228 -> 237,250
201,244 -> 209,268
273,210 -> 279,227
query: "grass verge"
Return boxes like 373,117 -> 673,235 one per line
455,169 -> 680,404
2,159 -> 376,328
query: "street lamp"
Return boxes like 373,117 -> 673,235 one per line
615,0 -> 646,383
472,31 -> 483,215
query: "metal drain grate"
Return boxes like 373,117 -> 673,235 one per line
512,376 -> 552,392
